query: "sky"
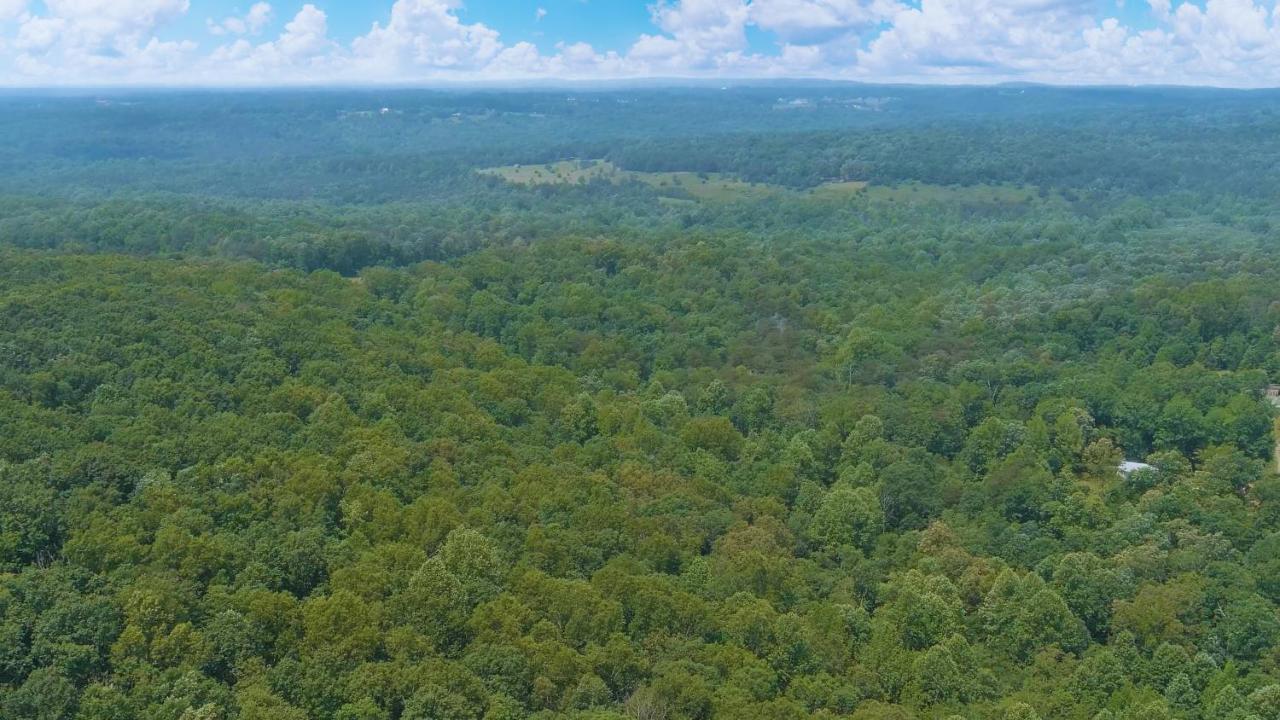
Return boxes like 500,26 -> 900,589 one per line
0,0 -> 1276,87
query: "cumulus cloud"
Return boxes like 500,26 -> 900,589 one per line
206,4 -> 335,82
751,0 -> 902,44
8,0 -> 194,82
40,0 -> 190,43
0,0 -> 28,23
0,0 -> 1276,86
858,0 -> 1100,77
630,0 -> 751,70
484,40 -> 628,80
208,2 -> 273,37
350,0 -> 504,78
848,0 -> 1280,85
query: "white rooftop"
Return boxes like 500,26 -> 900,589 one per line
1118,461 -> 1155,475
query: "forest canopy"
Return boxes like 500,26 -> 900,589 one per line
2,85 -> 1280,720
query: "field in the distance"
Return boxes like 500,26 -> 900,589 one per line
478,160 -> 866,202
479,159 -> 1039,206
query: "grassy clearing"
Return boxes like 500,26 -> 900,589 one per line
479,160 -> 1034,207
479,160 -> 794,202
809,180 -> 871,200
478,160 -> 621,185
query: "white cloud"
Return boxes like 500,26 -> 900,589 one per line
0,0 -> 1277,86
485,40 -> 628,79
40,0 -> 190,42
630,0 -> 751,69
750,0 -> 902,44
858,0 -> 1102,77
14,17 -> 64,54
1118,0 -> 1279,85
0,0 -> 28,23
205,4 -> 335,81
849,0 -> 1280,85
350,0 -> 504,77
208,2 -> 273,37
274,4 -> 331,58
9,0 -> 194,81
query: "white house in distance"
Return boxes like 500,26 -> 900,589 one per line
1118,460 -> 1155,477
1266,385 -> 1280,407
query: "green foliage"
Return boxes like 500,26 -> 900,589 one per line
808,486 -> 885,553
1,86 -> 1280,720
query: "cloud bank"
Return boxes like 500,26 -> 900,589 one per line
1,0 -> 1278,86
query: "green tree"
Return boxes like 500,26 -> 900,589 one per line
808,486 -> 885,552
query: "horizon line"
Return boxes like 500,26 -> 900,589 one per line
0,78 -> 1279,93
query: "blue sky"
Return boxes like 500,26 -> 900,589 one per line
165,1 -> 658,50
0,1 -> 1276,86
164,0 -> 1168,52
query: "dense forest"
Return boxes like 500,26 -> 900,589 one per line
3,85 -> 1280,720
